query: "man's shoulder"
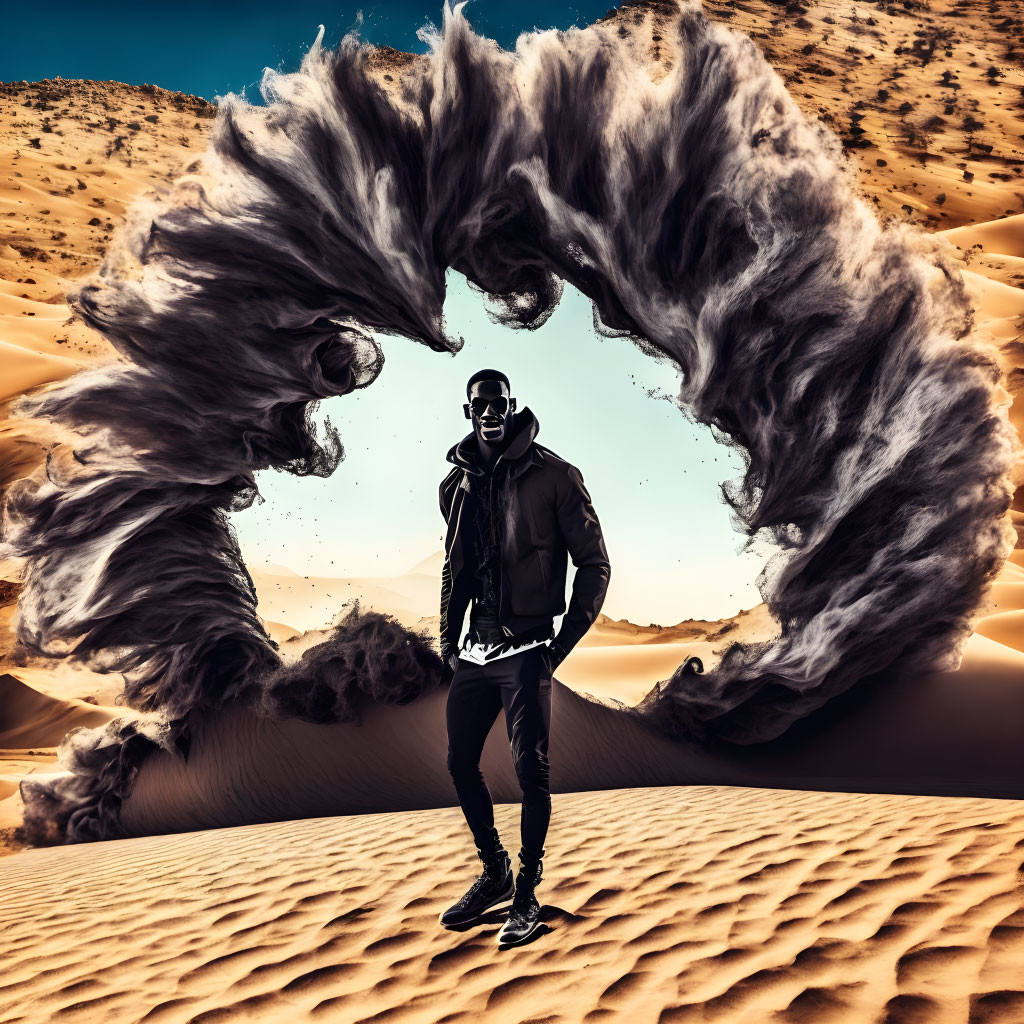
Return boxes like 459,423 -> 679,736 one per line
531,443 -> 580,480
439,465 -> 463,521
440,465 -> 462,502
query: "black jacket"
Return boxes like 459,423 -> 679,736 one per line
439,406 -> 611,661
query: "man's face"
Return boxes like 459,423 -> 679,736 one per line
466,379 -> 515,445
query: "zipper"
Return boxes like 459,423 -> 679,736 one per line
482,463 -> 511,636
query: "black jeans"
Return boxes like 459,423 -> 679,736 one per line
446,646 -> 552,866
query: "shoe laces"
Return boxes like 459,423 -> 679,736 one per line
458,854 -> 506,902
511,870 -> 539,915
456,871 -> 489,908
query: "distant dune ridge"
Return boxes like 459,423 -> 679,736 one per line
0,0 -> 1021,858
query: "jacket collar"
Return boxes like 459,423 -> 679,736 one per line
446,405 -> 542,480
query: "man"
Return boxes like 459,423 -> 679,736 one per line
438,368 -> 611,946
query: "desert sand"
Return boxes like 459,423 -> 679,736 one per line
3,786 -> 1024,1023
0,671 -> 122,848
1,0 -> 1024,1020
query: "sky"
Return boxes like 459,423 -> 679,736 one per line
231,274 -> 769,625
0,2 -> 619,103
3,1 -> 772,625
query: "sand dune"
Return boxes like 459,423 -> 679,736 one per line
933,219 -> 1024,516
2,3 -> 1023,677
0,672 -> 117,748
972,609 -> 1024,654
0,659 -> 126,708
943,213 -> 1024,263
0,753 -> 54,837
3,785 -> 1023,1024
0,78 -> 215,501
606,0 -> 1024,231
262,619 -> 301,645
250,565 -> 443,637
117,630 -> 1024,841
0,672 -> 120,848
5,540 -> 1022,852
557,642 -> 724,706
255,553 -> 781,653
2,0 -> 1022,528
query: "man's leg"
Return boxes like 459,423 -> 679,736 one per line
445,657 -> 506,858
499,648 -> 553,870
494,648 -> 552,944
441,658 -> 516,928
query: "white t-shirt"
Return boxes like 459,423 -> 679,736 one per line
459,632 -> 548,665
458,598 -> 549,664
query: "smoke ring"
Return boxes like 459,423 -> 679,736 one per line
1,0 -> 1017,842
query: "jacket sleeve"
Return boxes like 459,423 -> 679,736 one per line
440,556 -> 457,660
440,472 -> 453,521
439,469 -> 463,660
552,464 -> 611,655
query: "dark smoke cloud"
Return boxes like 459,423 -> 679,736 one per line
258,601 -> 445,725
16,604 -> 445,843
2,0 -> 1016,841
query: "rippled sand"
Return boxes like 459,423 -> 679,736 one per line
2,785 -> 1023,1024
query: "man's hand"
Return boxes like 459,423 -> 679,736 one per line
440,648 -> 459,687
553,465 -> 610,654
539,640 -> 570,677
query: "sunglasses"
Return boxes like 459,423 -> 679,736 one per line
463,395 -> 516,419
469,396 -> 509,416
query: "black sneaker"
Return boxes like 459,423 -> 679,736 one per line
439,849 -> 513,928
497,860 -> 543,946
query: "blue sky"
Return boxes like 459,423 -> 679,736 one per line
1,2 -> 619,102
4,1 -> 770,624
